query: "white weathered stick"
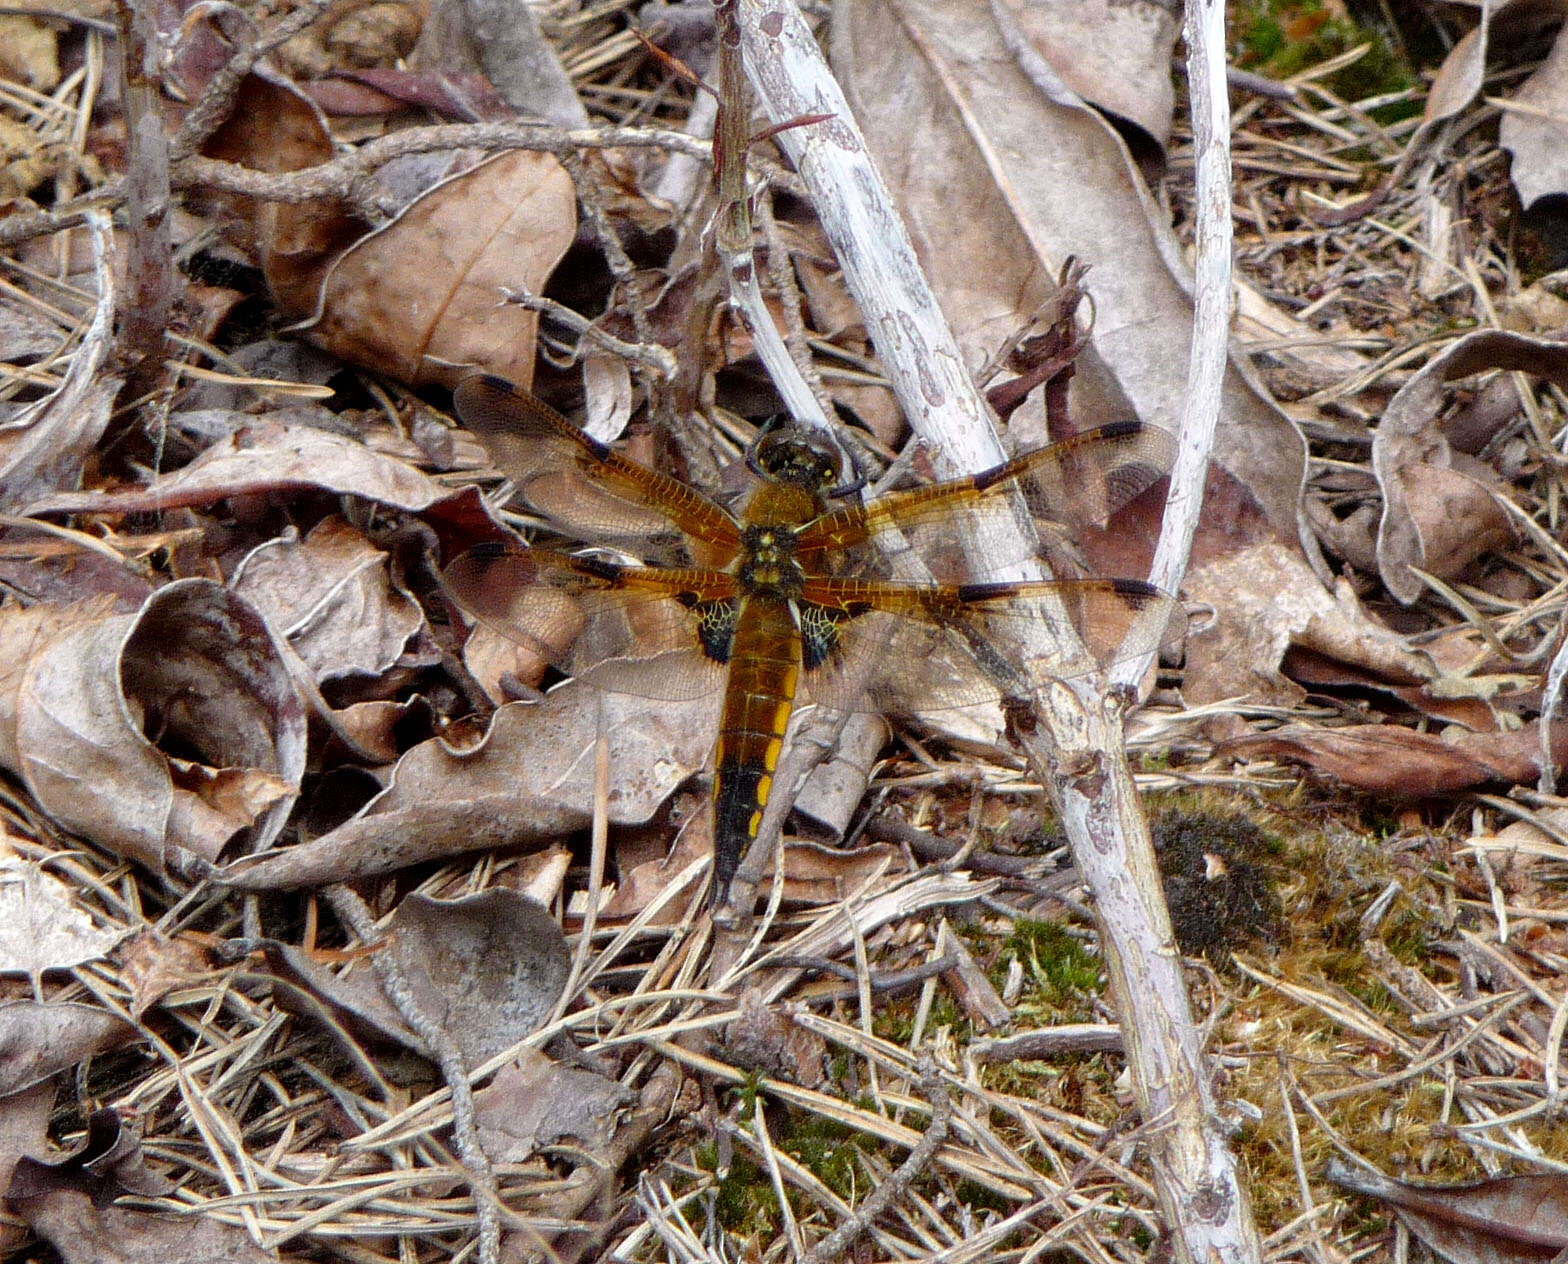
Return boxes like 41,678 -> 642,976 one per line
711,0 -> 831,429
1113,0 -> 1234,695
735,3 -> 1262,1262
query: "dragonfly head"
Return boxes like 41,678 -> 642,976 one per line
748,421 -> 851,495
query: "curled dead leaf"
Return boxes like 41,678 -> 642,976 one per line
1373,330 -> 1568,604
24,415 -> 470,518
11,581 -> 306,870
8,1108 -> 173,1204
365,681 -> 713,841
1222,720 -> 1568,797
231,517 -> 423,683
1182,540 -> 1436,708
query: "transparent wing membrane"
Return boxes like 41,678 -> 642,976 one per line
445,374 -> 1180,717
454,375 -> 742,561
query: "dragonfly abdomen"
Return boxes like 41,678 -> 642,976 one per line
711,596 -> 804,901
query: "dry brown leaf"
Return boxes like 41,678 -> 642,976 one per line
598,813 -> 711,921
1500,19 -> 1568,209
759,840 -> 907,905
382,890 -> 570,1067
460,621 -> 550,703
714,988 -> 829,1086
0,857 -> 121,991
0,597 -> 124,774
196,68 -> 362,318
10,581 -> 306,870
473,1047 -> 634,1162
1183,539 -> 1435,708
119,931 -> 216,1022
1282,645 -> 1507,732
0,113 -> 62,203
8,1108 -> 173,1204
598,822 -> 913,919
1326,1157 -> 1568,1263
0,1080 -> 54,1254
258,939 -> 426,1057
183,17 -> 574,389
263,894 -> 568,1069
1424,1 -> 1568,124
0,534 -> 151,616
367,677 -> 713,838
230,517 -> 423,683
0,376 -> 120,512
302,68 -> 509,120
832,0 -> 1307,549
25,415 -> 495,533
1223,720 -> 1568,796
1374,329 -> 1568,604
991,0 -> 1179,155
0,1001 -> 136,1097
302,149 -> 577,389
221,794 -> 584,889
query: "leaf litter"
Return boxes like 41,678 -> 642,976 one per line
2,2 -> 1568,1263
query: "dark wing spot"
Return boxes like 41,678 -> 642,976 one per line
695,600 -> 738,664
799,602 -> 847,670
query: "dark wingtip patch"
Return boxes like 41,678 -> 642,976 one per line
954,580 -> 1013,603
573,554 -> 625,583
971,463 -> 1010,492
1111,577 -> 1161,600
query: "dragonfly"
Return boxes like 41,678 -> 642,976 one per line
443,374 -> 1181,905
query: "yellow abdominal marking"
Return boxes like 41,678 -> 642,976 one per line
755,772 -> 773,806
769,700 -> 793,744
763,736 -> 784,771
747,808 -> 763,837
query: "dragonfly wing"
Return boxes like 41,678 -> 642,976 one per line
443,544 -> 734,702
795,575 -> 1183,716
795,422 -> 1175,577
455,374 -> 743,562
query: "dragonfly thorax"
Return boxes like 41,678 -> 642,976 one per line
736,524 -> 806,596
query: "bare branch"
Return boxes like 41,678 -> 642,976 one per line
168,0 -> 337,163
